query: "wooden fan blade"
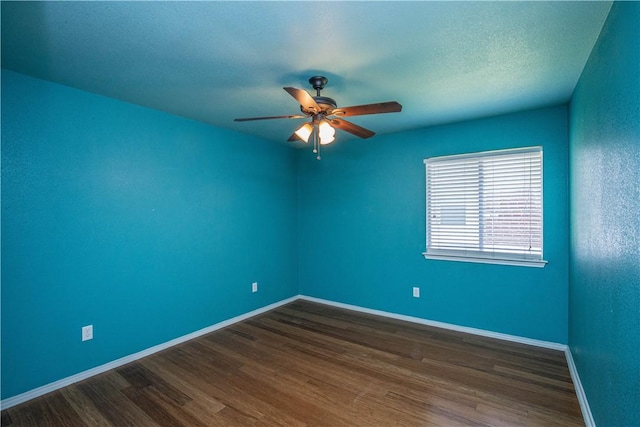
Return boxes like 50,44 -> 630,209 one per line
234,114 -> 306,122
329,118 -> 375,139
331,101 -> 402,117
283,87 -> 321,114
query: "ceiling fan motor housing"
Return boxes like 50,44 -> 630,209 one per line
312,96 -> 337,113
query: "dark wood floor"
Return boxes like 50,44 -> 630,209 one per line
2,300 -> 584,426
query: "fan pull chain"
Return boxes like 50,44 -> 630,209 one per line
313,126 -> 321,160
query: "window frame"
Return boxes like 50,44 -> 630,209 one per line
423,146 -> 547,268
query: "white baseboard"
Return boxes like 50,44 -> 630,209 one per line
299,295 -> 568,351
0,296 -> 299,410
565,348 -> 596,427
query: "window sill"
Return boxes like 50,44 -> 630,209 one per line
423,253 -> 548,268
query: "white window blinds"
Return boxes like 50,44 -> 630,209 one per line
424,146 -> 546,267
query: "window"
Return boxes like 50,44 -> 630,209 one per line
424,146 -> 546,267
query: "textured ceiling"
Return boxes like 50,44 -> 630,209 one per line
1,1 -> 612,144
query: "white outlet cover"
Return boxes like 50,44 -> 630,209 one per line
413,287 -> 420,298
82,325 -> 93,341
252,282 -> 258,292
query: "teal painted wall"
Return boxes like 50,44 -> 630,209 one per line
1,70 -> 299,400
569,2 -> 640,426
298,105 -> 570,344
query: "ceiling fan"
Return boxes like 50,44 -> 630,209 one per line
234,76 -> 402,159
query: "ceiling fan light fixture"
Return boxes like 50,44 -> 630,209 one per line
318,120 -> 336,145
320,135 -> 335,145
294,122 -> 314,143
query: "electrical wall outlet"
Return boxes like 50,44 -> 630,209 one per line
82,325 -> 93,341
252,282 -> 258,293
412,287 -> 420,298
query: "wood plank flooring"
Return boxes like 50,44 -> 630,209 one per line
1,300 -> 584,426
